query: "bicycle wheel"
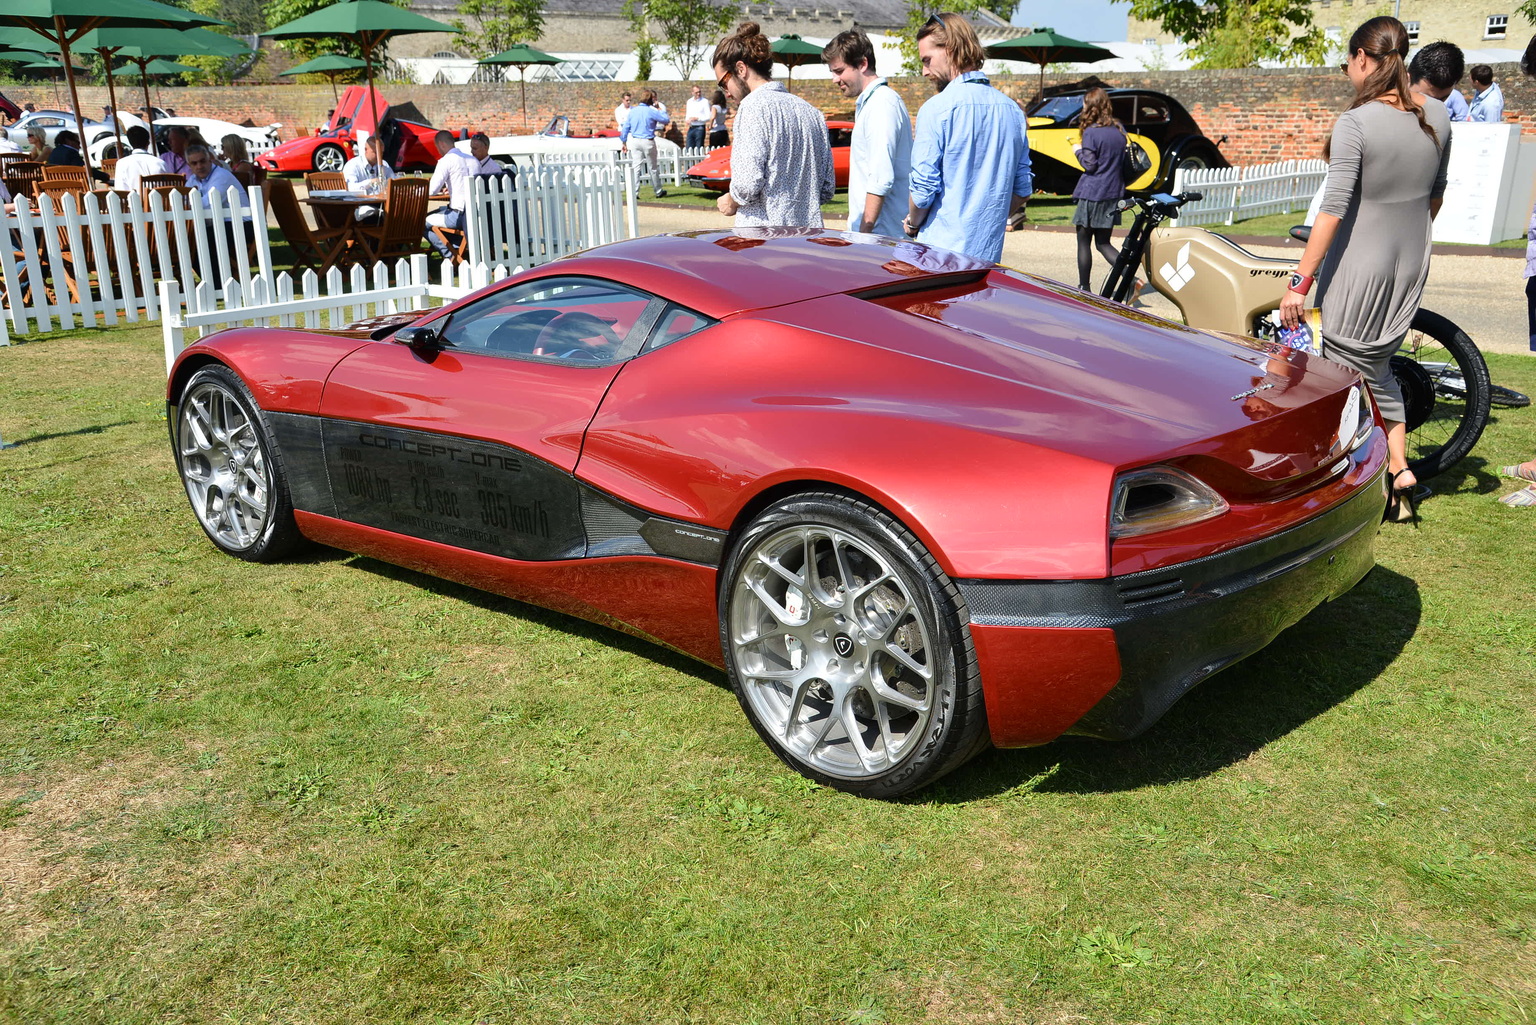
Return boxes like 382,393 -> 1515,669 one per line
1390,309 -> 1491,479
1490,384 -> 1531,409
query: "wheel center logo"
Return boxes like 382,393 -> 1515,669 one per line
833,634 -> 855,657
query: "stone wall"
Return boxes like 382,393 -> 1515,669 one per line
27,61 -> 1535,171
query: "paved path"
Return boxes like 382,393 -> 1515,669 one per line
636,204 -> 1533,357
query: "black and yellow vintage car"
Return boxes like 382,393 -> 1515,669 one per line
1026,88 -> 1227,195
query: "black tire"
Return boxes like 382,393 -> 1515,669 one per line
312,143 -> 346,173
174,365 -> 303,563
1490,384 -> 1531,409
719,492 -> 990,798
1392,308 -> 1491,480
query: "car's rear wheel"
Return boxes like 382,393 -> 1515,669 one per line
175,365 -> 302,563
312,143 -> 346,173
721,492 -> 989,798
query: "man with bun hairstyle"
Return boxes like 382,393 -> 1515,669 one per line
903,11 -> 1031,262
824,28 -> 911,237
712,21 -> 834,227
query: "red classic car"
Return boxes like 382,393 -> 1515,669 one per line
258,85 -> 468,174
167,230 -> 1387,797
686,120 -> 852,191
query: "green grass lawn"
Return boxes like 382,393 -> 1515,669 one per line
1,326 -> 1534,1024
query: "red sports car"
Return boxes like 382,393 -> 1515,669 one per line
167,230 -> 1388,797
686,120 -> 852,191
258,85 -> 466,174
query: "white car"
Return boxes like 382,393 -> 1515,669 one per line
89,113 -> 281,163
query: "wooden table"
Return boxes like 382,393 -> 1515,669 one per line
303,188 -> 447,274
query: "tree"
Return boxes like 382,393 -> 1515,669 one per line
897,0 -> 994,74
1120,0 -> 1329,68
625,0 -> 733,81
453,0 -> 545,56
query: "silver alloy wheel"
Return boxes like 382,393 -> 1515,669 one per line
315,145 -> 345,172
730,524 -> 936,780
178,380 -> 273,552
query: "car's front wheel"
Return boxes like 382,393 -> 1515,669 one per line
721,492 -> 989,797
175,365 -> 302,563
312,143 -> 346,173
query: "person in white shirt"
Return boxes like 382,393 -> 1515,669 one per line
1468,64 -> 1504,122
425,130 -> 479,259
342,135 -> 395,222
684,84 -> 711,148
466,131 -> 504,175
112,125 -> 167,194
614,91 -> 632,133
823,28 -> 911,237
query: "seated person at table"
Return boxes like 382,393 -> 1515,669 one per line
424,129 -> 478,259
25,127 -> 50,162
114,125 -> 167,193
186,142 -> 253,254
221,134 -> 259,180
342,135 -> 395,223
48,131 -> 111,184
467,131 -> 503,175
162,126 -> 191,177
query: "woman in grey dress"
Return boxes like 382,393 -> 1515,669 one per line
1280,16 -> 1450,522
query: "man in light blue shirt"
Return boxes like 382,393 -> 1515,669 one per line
903,12 -> 1031,263
1468,65 -> 1503,123
620,89 -> 671,199
824,28 -> 910,237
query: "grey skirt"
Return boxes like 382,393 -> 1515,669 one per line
1072,198 -> 1123,229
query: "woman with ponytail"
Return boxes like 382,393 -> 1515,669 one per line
1279,16 -> 1451,523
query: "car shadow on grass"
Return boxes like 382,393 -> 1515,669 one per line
4,421 -> 134,446
942,564 -> 1423,800
345,554 -> 728,687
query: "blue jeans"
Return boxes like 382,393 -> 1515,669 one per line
686,125 -> 705,148
424,207 -> 464,258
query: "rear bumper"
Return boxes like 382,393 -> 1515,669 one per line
962,469 -> 1387,747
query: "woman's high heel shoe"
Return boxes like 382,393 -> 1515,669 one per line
1385,468 -> 1420,526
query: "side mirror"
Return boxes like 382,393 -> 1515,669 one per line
392,326 -> 440,352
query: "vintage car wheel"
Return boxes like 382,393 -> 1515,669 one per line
721,492 -> 989,797
312,143 -> 346,173
175,365 -> 302,563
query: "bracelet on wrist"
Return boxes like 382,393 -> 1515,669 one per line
1288,272 -> 1315,296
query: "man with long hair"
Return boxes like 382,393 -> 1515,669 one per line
823,28 -> 910,237
902,12 -> 1031,262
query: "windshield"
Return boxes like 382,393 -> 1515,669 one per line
1028,95 -> 1084,122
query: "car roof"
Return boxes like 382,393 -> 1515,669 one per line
532,230 -> 994,320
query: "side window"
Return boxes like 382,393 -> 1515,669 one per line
1136,97 -> 1170,125
646,304 -> 716,351
827,127 -> 852,148
432,277 -> 660,365
1109,96 -> 1136,126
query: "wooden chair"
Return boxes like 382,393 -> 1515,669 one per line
429,219 -> 468,266
35,179 -> 87,202
42,165 -> 90,189
0,152 -> 30,172
5,161 -> 43,199
266,177 -> 348,272
304,171 -> 345,193
138,173 -> 186,192
99,157 -> 118,180
357,176 -> 428,265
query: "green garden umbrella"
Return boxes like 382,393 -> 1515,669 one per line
478,44 -> 563,128
771,33 -> 822,92
263,1 -> 456,165
986,27 -> 1114,101
113,56 -> 197,74
279,53 -> 368,104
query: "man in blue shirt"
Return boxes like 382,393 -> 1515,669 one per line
620,89 -> 671,199
903,12 -> 1031,263
1468,64 -> 1503,122
185,142 -> 253,262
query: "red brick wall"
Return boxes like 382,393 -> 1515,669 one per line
24,60 -> 1530,166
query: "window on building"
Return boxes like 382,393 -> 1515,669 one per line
1486,14 -> 1509,39
1404,20 -> 1420,45
432,50 -> 462,59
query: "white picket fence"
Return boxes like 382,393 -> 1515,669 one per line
464,159 -> 633,270
160,254 -> 514,373
0,185 -> 272,343
1170,159 -> 1328,226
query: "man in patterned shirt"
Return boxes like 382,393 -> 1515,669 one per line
712,21 -> 834,227
903,12 -> 1031,263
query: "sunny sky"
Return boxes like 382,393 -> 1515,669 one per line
1009,0 -> 1129,40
